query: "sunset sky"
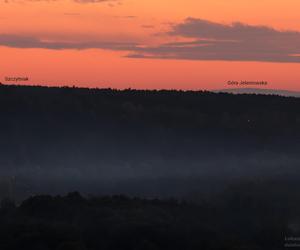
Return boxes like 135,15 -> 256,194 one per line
1,0 -> 300,90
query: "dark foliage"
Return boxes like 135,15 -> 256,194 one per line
0,184 -> 295,250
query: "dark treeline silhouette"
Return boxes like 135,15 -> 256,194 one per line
0,187 -> 297,250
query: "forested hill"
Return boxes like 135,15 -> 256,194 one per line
0,83 -> 299,134
0,84 -> 299,197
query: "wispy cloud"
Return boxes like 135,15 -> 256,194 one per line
2,18 -> 300,63
0,34 -> 137,50
128,18 -> 300,63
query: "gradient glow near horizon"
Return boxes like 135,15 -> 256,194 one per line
1,0 -> 300,90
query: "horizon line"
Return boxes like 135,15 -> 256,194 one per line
1,82 -> 300,98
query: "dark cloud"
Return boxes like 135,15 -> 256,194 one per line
0,34 -> 137,50
128,18 -> 300,63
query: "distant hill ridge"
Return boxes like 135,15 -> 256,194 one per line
214,88 -> 300,98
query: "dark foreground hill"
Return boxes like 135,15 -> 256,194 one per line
0,188 -> 297,250
0,84 -> 299,199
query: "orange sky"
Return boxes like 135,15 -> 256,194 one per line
1,0 -> 300,90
